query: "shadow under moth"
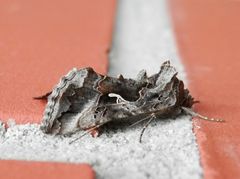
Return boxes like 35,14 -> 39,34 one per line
35,61 -> 224,143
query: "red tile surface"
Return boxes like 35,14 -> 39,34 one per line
169,1 -> 240,179
0,160 -> 95,179
0,0 -> 116,178
0,0 -> 116,124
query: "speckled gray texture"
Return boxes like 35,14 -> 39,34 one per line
0,0 -> 202,179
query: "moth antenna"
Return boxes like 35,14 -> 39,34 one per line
108,93 -> 128,104
181,107 -> 225,122
69,124 -> 103,144
139,114 -> 156,143
195,113 -> 225,122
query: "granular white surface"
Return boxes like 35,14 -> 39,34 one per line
0,0 -> 202,179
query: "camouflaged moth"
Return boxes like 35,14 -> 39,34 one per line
35,61 -> 224,142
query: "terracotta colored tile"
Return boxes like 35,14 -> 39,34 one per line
169,1 -> 240,179
0,0 -> 116,178
0,160 -> 94,179
0,0 -> 116,124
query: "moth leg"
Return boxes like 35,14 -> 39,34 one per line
181,107 -> 225,122
129,115 -> 153,128
139,114 -> 156,143
33,91 -> 52,100
69,123 -> 105,144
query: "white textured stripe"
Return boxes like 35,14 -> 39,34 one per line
108,0 -> 202,178
109,0 -> 186,80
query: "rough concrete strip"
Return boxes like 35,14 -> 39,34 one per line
108,0 -> 202,178
0,0 -> 202,178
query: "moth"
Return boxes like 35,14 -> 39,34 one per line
35,61 -> 223,143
